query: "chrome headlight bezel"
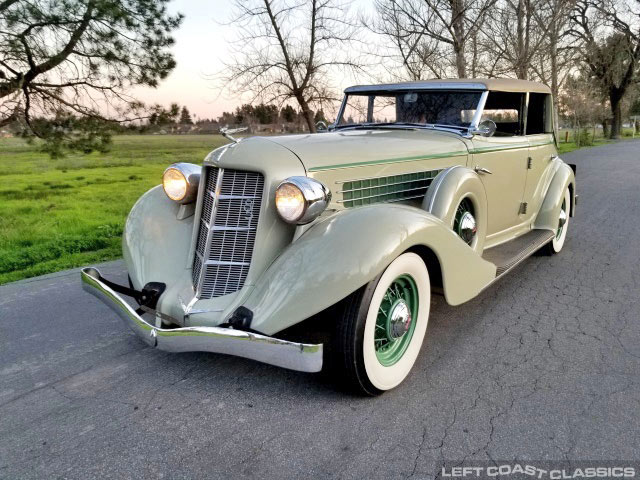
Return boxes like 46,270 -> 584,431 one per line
275,176 -> 332,225
162,163 -> 201,204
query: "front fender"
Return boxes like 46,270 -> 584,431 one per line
123,185 -> 194,290
534,160 -> 575,232
245,205 -> 497,335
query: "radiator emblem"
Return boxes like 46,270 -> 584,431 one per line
241,198 -> 255,220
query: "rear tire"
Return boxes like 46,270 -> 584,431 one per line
544,187 -> 570,255
330,253 -> 431,395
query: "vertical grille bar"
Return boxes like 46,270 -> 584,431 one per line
192,166 -> 264,299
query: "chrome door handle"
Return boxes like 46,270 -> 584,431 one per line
474,166 -> 492,175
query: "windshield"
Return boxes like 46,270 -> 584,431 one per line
336,90 -> 483,129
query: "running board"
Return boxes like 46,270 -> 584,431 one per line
482,229 -> 554,278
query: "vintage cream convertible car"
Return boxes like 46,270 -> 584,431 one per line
82,78 -> 576,395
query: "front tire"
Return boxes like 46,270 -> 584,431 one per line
331,253 -> 431,395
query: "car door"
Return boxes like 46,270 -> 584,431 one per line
523,93 -> 557,222
470,91 -> 529,239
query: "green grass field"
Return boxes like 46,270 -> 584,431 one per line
0,135 -> 228,284
0,130 -> 634,284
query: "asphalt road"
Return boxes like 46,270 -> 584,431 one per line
2,140 -> 640,479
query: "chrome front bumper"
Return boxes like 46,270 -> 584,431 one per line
80,267 -> 323,373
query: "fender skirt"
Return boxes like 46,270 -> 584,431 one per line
244,204 -> 497,335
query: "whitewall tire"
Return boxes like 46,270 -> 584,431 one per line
331,252 -> 431,395
547,187 -> 570,254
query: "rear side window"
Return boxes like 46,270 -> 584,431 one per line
481,92 -> 526,136
527,93 -> 550,135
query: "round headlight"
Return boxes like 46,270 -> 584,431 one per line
162,163 -> 201,204
275,176 -> 331,224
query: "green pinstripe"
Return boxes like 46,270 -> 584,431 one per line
468,143 -> 529,154
307,139 -> 554,172
308,151 -> 468,172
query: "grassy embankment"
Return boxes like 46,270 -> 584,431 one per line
556,127 -> 637,154
0,135 -> 228,284
1,129 -> 636,284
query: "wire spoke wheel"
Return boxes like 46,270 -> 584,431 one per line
374,275 -> 419,366
332,252 -> 431,395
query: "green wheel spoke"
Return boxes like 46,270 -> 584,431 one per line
374,274 -> 419,367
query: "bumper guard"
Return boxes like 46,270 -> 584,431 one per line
81,267 -> 323,372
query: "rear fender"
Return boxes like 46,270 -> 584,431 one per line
423,166 -> 488,254
244,204 -> 497,335
534,160 -> 575,232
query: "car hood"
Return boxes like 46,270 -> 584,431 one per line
266,129 -> 470,172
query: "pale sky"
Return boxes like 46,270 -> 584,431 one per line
132,0 -> 372,120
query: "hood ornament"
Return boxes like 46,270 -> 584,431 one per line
220,127 -> 248,144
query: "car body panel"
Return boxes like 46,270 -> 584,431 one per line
469,136 -> 529,243
533,159 -> 575,232
244,205 -> 497,335
422,166 -> 489,253
122,116 -> 572,334
124,137 -> 306,326
91,78 -> 576,370
524,133 -> 557,221
267,128 -> 469,173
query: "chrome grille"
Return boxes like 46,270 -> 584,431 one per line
192,167 -> 264,298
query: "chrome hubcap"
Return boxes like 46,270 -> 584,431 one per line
374,275 -> 419,366
388,299 -> 412,339
557,199 -> 567,240
458,212 -> 477,245
558,209 -> 567,227
454,199 -> 477,246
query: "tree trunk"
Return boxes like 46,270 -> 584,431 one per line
549,14 -> 560,131
451,0 -> 467,78
602,119 -> 609,138
515,0 -> 526,79
610,90 -> 623,139
454,44 -> 467,78
470,31 -> 478,78
296,94 -> 316,133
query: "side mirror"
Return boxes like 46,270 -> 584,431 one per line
469,119 -> 497,137
315,121 -> 328,132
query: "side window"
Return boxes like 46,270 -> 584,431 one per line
481,92 -> 526,136
526,93 -> 550,135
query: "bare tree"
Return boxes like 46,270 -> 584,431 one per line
570,0 -> 640,138
526,0 -> 578,128
480,0 -> 560,80
366,0 -> 448,80
538,0 -> 578,101
220,0 -> 362,133
369,0 -> 497,79
0,0 -> 182,155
